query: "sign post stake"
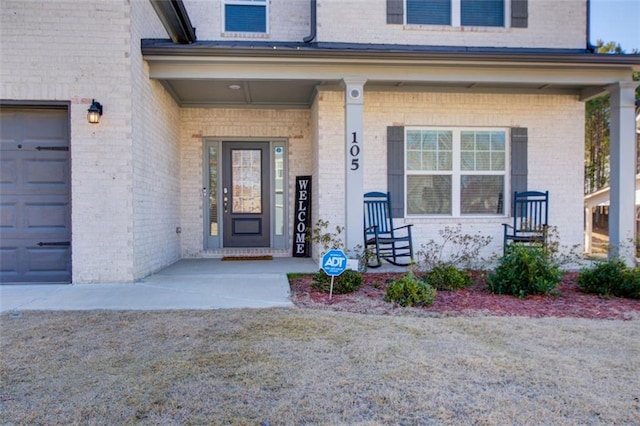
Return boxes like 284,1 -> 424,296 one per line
329,276 -> 335,299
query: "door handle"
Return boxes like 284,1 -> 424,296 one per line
223,187 -> 229,213
37,241 -> 70,247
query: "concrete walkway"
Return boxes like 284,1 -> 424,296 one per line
0,258 -> 321,312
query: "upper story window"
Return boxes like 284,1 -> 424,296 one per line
406,0 -> 505,27
407,0 -> 452,25
224,0 -> 268,33
460,0 -> 504,26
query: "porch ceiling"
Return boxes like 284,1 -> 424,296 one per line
155,77 -> 619,109
162,79 -> 322,108
143,41 -> 640,108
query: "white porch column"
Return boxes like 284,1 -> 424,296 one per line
584,206 -> 593,254
607,81 -> 638,265
343,79 -> 366,253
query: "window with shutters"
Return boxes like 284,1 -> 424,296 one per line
406,0 -> 505,27
223,0 -> 268,33
405,128 -> 508,217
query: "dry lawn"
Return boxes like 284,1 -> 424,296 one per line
1,308 -> 639,425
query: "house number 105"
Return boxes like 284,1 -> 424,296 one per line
350,132 -> 360,171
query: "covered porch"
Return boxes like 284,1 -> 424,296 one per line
142,40 -> 639,264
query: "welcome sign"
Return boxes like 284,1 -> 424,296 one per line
292,176 -> 312,257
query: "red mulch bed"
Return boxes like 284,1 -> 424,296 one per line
289,272 -> 640,320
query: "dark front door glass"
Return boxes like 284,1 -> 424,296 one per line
222,142 -> 270,247
208,145 -> 219,237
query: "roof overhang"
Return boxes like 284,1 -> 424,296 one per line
585,175 -> 640,208
149,0 -> 196,44
142,40 -> 640,108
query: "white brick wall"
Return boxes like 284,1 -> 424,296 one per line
177,0 -> 586,49
179,108 -> 312,257
316,0 -> 586,49
130,0 -> 183,279
311,89 -> 585,260
313,90 -> 346,233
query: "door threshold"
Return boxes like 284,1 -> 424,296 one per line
203,248 -> 291,259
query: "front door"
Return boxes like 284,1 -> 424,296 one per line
221,142 -> 270,247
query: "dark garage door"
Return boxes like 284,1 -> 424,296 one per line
0,106 -> 71,283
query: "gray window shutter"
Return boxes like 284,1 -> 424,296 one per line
387,0 -> 404,24
511,0 -> 528,28
511,127 -> 528,201
387,126 -> 405,217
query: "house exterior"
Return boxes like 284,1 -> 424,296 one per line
1,0 -> 638,284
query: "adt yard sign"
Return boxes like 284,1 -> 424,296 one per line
321,249 -> 347,277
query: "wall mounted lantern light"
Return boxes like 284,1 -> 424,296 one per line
87,99 -> 103,124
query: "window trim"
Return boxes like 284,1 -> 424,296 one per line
404,127 -> 510,218
405,0 -> 510,28
222,0 -> 269,35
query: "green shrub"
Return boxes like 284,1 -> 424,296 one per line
487,245 -> 562,298
424,264 -> 472,291
578,259 -> 640,299
312,269 -> 363,294
617,268 -> 640,299
384,271 -> 437,307
577,259 -> 625,296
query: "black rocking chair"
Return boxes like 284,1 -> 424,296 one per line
363,191 -> 414,268
503,190 -> 549,255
